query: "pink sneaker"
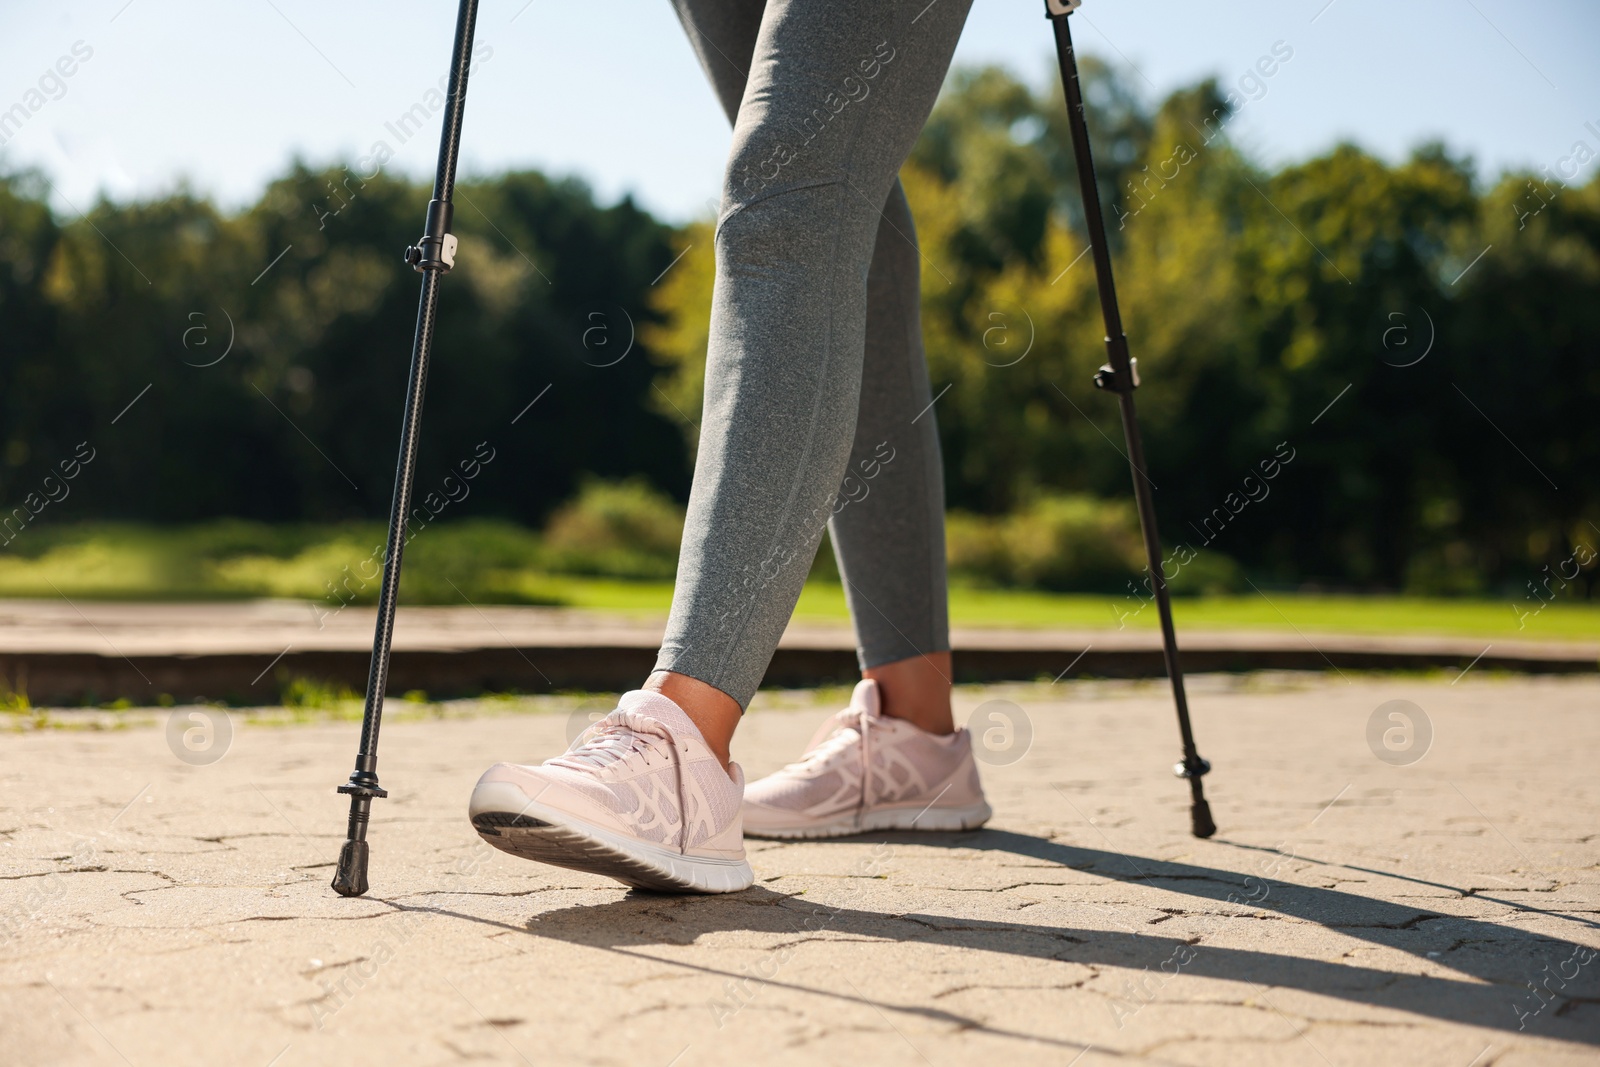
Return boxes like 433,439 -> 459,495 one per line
742,680 -> 992,839
468,691 -> 753,893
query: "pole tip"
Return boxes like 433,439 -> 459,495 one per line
1190,799 -> 1217,839
331,839 -> 370,897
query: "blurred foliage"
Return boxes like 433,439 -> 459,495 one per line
3,60 -> 1599,601
541,477 -> 685,579
946,495 -> 1144,593
279,674 -> 360,712
0,519 -> 556,605
649,64 -> 1600,598
641,222 -> 715,449
0,164 -> 688,530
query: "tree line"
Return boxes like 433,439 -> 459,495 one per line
1,60 -> 1595,598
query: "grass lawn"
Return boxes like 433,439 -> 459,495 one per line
548,577 -> 1596,642
0,521 -> 1591,642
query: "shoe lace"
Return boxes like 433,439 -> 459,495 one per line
549,709 -> 692,853
552,718 -> 662,771
795,705 -> 882,823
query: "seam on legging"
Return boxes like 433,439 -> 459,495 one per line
715,174 -> 844,236
716,13 -> 903,239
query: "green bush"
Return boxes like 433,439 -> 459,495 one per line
0,492 -> 1256,601
947,494 -> 1145,592
1402,542 -> 1491,597
1163,548 -> 1247,597
541,478 -> 685,580
397,519 -> 549,603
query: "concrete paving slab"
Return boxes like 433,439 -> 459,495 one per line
2,673 -> 1597,1066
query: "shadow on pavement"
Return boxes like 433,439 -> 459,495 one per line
490,828 -> 1598,1045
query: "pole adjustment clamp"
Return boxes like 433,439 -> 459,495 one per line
1093,356 -> 1140,393
404,199 -> 458,273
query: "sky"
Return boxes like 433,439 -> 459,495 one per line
2,0 -> 1596,223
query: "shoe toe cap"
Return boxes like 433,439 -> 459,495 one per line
469,763 -> 642,839
468,762 -> 552,818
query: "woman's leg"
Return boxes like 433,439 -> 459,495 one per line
669,0 -> 763,124
658,0 -> 971,758
468,0 -> 978,889
829,180 -> 954,735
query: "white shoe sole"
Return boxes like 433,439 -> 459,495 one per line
469,780 -> 754,894
743,799 -> 993,840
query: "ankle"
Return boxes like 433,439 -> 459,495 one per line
643,671 -> 740,774
863,652 -> 955,735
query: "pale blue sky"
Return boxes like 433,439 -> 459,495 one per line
3,0 -> 1596,222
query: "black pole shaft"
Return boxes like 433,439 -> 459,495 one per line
1046,6 -> 1215,838
333,0 -> 482,897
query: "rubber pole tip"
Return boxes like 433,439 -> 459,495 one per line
1190,799 -> 1217,839
331,839 -> 370,897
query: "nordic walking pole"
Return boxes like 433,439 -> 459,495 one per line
331,0 -> 482,897
1043,0 -> 1216,838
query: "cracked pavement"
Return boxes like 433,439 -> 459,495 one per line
3,674 -> 1597,1066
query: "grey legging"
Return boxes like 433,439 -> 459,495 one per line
658,0 -> 973,708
